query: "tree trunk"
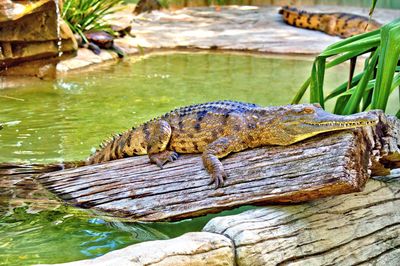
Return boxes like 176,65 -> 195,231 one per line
36,111 -> 400,222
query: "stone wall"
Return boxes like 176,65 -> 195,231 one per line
0,0 -> 77,78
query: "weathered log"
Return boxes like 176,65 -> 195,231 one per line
37,111 -> 400,222
203,171 -> 400,265
0,163 -> 64,213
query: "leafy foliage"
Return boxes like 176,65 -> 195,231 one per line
62,0 -> 123,42
292,19 -> 400,118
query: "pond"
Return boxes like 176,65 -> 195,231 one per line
0,52 -> 397,265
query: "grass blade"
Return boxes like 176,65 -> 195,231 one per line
320,35 -> 380,57
342,50 -> 379,114
325,72 -> 364,101
309,57 -> 326,107
369,0 -> 377,17
291,77 -> 311,104
372,21 -> 400,110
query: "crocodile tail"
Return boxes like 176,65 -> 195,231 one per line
279,6 -> 322,31
279,6 -> 382,38
86,128 -> 146,165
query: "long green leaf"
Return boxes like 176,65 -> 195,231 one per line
309,57 -> 326,107
320,35 -> 380,57
372,20 -> 400,110
369,0 -> 377,17
325,29 -> 379,51
291,77 -> 311,104
326,48 -> 371,68
342,50 -> 379,114
334,95 -> 351,115
310,62 -> 318,104
362,89 -> 373,111
316,57 -> 326,107
325,72 -> 364,101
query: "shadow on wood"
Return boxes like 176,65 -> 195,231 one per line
37,112 -> 400,222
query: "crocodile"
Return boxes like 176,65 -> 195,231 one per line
87,101 -> 377,188
278,6 -> 381,38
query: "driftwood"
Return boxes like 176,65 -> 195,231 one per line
0,163 -> 64,213
37,111 -> 400,222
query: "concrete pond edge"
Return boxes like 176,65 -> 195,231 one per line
56,5 -> 400,73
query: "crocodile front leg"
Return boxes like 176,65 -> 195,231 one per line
202,136 -> 248,188
145,120 -> 178,168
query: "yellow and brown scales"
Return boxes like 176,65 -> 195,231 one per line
279,6 -> 381,38
87,101 -> 377,188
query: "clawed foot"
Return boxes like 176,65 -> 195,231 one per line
208,170 -> 227,189
149,150 -> 179,168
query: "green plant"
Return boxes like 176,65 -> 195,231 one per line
292,18 -> 400,118
62,0 -> 124,42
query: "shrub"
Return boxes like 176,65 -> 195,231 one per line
62,0 -> 123,42
292,2 -> 400,118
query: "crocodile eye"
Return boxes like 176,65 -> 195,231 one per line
303,107 -> 315,114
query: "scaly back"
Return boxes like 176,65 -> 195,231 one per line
86,101 -> 262,165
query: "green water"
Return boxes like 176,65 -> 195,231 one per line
0,52 -> 334,163
0,52 -> 397,265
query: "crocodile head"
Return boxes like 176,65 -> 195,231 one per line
271,103 -> 378,145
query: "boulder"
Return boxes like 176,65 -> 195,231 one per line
203,171 -> 400,265
41,232 -> 235,266
0,0 -> 77,78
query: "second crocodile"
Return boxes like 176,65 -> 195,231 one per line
278,6 -> 381,38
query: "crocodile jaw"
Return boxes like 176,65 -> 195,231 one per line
285,109 -> 378,144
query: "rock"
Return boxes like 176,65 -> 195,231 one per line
0,0 -> 77,78
58,5 -> 400,72
41,232 -> 235,266
129,6 -> 399,54
203,172 -> 400,266
134,0 -> 162,15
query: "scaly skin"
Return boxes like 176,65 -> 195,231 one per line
278,6 -> 381,38
87,101 -> 378,188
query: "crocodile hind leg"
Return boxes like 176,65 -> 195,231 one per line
145,120 -> 179,168
202,136 -> 247,188
149,150 -> 179,168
